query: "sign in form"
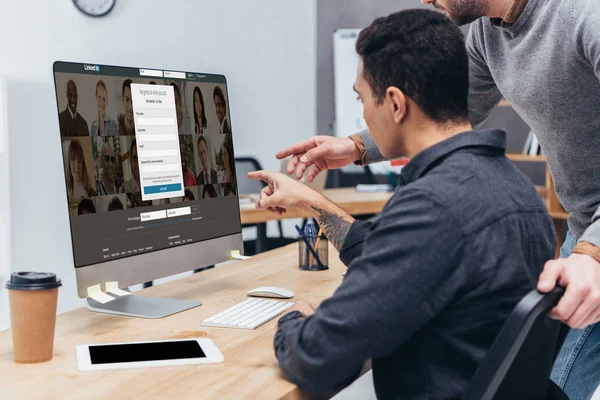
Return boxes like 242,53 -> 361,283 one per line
131,84 -> 185,201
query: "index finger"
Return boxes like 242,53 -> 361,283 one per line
538,260 -> 562,293
247,170 -> 272,182
276,138 -> 318,160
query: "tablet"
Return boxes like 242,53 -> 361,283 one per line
76,338 -> 224,371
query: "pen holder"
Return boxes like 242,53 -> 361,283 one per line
298,236 -> 328,271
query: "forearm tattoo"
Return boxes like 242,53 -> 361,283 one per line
311,206 -> 352,251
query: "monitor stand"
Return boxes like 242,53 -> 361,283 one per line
87,294 -> 202,319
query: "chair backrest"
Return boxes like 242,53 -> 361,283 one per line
235,157 -> 266,195
462,287 -> 568,400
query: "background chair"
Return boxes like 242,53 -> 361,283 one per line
463,287 -> 569,400
235,157 -> 296,255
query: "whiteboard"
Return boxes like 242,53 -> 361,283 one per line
333,29 -> 365,138
332,29 -> 404,175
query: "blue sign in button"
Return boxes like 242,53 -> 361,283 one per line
143,183 -> 182,195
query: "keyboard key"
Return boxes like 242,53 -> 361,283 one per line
202,299 -> 295,330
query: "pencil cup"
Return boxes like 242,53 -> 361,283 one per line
298,236 -> 328,271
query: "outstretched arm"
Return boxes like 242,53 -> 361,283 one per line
248,171 -> 371,264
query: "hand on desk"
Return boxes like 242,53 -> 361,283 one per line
538,253 -> 600,328
276,136 -> 361,182
247,171 -> 322,215
286,300 -> 315,317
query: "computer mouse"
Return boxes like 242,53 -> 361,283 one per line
247,286 -> 294,299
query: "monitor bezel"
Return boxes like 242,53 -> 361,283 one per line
52,61 -> 244,297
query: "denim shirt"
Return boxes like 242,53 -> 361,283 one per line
274,129 -> 555,400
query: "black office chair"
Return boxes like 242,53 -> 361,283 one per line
463,287 -> 569,400
235,157 -> 267,196
235,157 -> 296,255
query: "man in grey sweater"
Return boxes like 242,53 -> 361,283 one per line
277,0 -> 600,398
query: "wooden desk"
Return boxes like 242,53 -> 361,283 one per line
240,188 -> 393,224
0,244 -> 344,400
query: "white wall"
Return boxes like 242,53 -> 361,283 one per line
0,0 -> 317,329
0,79 -> 10,330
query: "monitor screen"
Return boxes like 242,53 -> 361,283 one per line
53,62 -> 241,268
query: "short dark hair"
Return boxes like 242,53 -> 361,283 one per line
356,9 -> 469,123
78,199 -> 96,215
122,79 -> 133,97
213,86 -> 227,112
197,135 -> 207,149
184,189 -> 195,201
108,196 -> 124,211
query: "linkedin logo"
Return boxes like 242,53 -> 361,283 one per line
84,64 -> 100,72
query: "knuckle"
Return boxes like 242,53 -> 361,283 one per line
589,291 -> 600,304
578,283 -> 592,295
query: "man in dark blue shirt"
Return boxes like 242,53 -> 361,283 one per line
248,9 -> 555,399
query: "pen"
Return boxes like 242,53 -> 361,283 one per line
295,225 -> 324,268
309,226 -> 324,267
303,224 -> 310,263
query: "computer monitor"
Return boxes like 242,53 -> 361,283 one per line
52,61 -> 243,318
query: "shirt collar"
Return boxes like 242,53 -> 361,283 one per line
68,106 -> 76,119
94,116 -> 111,127
490,0 -> 528,26
399,129 -> 507,185
502,0 -> 528,24
490,0 -> 538,33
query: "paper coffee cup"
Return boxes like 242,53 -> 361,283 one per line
6,272 -> 61,363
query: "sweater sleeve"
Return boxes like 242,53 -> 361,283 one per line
357,129 -> 387,165
466,21 -> 504,128
573,0 -> 600,247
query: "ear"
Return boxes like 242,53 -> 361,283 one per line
386,87 -> 407,124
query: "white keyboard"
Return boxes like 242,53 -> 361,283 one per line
202,298 -> 295,330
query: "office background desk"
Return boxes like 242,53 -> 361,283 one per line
240,188 -> 393,253
240,186 -> 568,258
0,244 -> 344,400
240,188 -> 393,224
